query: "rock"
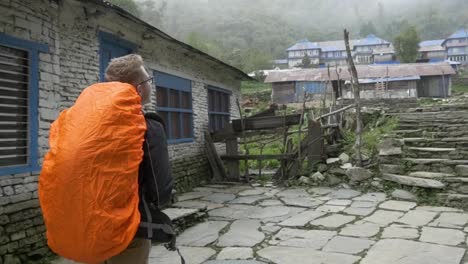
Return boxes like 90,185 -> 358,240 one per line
328,189 -> 361,199
343,207 -> 376,216
261,225 -> 281,234
308,187 -> 333,196
316,205 -> 347,213
391,189 -> 417,201
208,205 -> 256,220
202,193 -> 236,203
162,208 -> 200,221
371,181 -> 383,189
317,164 -> 328,173
238,189 -> 265,196
259,199 -> 283,206
455,165 -> 468,176
329,168 -> 347,176
276,189 -> 309,198
378,138 -> 402,156
280,197 -> 323,208
258,246 -> 360,264
339,223 -> 380,238
310,172 -> 325,182
205,261 -> 264,264
3,255 -> 20,264
379,164 -> 404,174
177,221 -> 229,246
217,220 -> 265,247
360,239 -> 465,264
420,227 -> 465,246
229,195 -> 268,205
396,210 -> 437,226
339,153 -> 350,163
177,192 -> 208,201
381,226 -> 418,239
279,210 -> 326,227
149,246 -> 215,264
310,214 -> 356,229
346,167 -> 373,182
326,158 -> 341,165
361,210 -> 405,227
248,206 -> 291,219
272,228 -> 337,249
340,163 -> 353,169
382,173 -> 445,189
353,192 -> 386,203
415,206 -> 462,212
299,176 -> 311,185
323,236 -> 374,254
216,247 -> 254,260
327,174 -> 342,186
378,200 -> 417,211
326,199 -> 352,206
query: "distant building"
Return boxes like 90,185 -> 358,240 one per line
272,59 -> 289,69
418,39 -> 447,62
286,35 -> 392,68
443,29 -> 468,64
265,63 -> 455,104
373,47 -> 397,64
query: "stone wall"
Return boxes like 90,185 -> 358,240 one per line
0,0 -> 245,262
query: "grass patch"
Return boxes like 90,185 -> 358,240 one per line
452,83 -> 468,95
241,81 -> 271,95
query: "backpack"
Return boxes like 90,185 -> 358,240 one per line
39,82 -> 146,264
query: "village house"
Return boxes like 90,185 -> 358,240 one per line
0,0 -> 252,262
286,34 -> 392,68
265,63 -> 455,104
418,39 -> 447,62
443,29 -> 468,64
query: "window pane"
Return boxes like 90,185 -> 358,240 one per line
208,90 -> 214,112
182,113 -> 192,138
217,92 -> 223,112
181,91 -> 191,109
169,89 -> 179,108
223,94 -> 230,113
156,87 -> 168,107
171,112 -> 180,139
209,114 -> 215,132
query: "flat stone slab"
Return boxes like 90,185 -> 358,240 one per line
378,200 -> 417,211
272,228 -> 336,249
350,200 -> 378,208
279,210 -> 326,227
382,173 -> 445,189
429,212 -> 468,229
177,221 -> 229,246
259,199 -> 283,206
276,188 -> 309,198
326,199 -> 352,206
260,207 -> 306,223
238,189 -> 266,196
416,206 -> 463,212
216,247 -> 254,260
149,246 -> 215,264
310,214 -> 356,229
177,192 -> 209,201
328,189 -> 361,199
229,195 -> 268,205
162,208 -> 200,221
339,223 -> 381,238
360,239 -> 465,264
280,197 -> 323,208
209,205 -> 256,220
248,206 -> 291,219
343,207 -> 375,216
409,171 -> 455,179
420,227 -> 466,246
173,200 -> 223,211
352,192 -> 386,202
205,261 -> 264,264
308,187 -> 334,195
316,205 -> 347,213
361,210 -> 404,226
381,226 -> 419,239
261,225 -> 281,234
258,246 -> 361,264
396,210 -> 438,226
203,193 -> 237,203
391,189 -> 417,201
323,236 -> 375,254
217,220 -> 265,247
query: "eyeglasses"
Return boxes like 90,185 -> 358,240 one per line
137,76 -> 154,87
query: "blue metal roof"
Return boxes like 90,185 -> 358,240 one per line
287,39 -> 320,51
354,34 -> 390,46
448,29 -> 468,39
419,39 -> 445,47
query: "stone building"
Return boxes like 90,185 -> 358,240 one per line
0,0 -> 250,262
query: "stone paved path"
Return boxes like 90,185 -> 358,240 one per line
165,184 -> 468,264
55,184 -> 468,264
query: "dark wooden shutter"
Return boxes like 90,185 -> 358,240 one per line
0,45 -> 29,167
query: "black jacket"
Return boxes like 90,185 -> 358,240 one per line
135,112 -> 174,240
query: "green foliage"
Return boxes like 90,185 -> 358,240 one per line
452,83 -> 468,95
241,81 -> 271,95
359,21 -> 377,37
300,55 -> 312,68
108,0 -> 141,17
394,25 -> 421,63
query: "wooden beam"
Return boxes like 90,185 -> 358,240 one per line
315,104 -> 355,121
232,114 -> 301,132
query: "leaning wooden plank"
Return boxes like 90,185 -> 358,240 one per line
204,131 -> 227,181
315,104 -> 355,121
232,114 -> 301,132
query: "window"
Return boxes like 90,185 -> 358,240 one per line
99,32 -> 136,81
155,71 -> 193,143
0,33 -> 48,175
208,86 -> 231,132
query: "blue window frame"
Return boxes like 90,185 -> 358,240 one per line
207,86 -> 231,132
155,71 -> 194,144
98,31 -> 137,81
0,33 -> 48,176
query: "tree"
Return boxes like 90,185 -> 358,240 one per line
359,21 -> 377,37
300,54 -> 312,68
394,25 -> 421,63
108,0 -> 141,17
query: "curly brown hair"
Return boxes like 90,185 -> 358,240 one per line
104,54 -> 144,84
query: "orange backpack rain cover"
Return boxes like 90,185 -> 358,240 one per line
39,82 -> 147,263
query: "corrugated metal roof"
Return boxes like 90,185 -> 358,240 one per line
419,39 -> 445,47
287,39 -> 320,51
287,35 -> 390,52
265,63 -> 455,83
419,45 -> 446,52
354,34 -> 390,46
448,29 -> 468,39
